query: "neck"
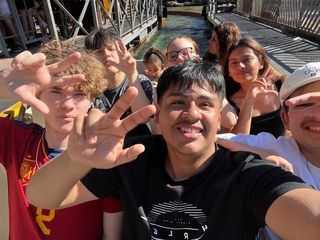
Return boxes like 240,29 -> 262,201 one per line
107,72 -> 126,89
44,127 -> 69,150
166,146 -> 215,180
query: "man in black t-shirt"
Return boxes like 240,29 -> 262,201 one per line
28,61 -> 320,240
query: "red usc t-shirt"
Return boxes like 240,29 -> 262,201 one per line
0,118 -> 122,240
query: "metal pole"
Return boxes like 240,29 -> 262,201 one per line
43,0 -> 59,40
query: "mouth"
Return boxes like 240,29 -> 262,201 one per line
302,122 -> 320,133
177,126 -> 203,139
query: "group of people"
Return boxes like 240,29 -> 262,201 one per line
0,21 -> 320,240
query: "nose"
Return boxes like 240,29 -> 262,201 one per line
60,96 -> 75,110
181,102 -> 201,121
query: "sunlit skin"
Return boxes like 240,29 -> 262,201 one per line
166,38 -> 198,67
144,59 -> 165,81
283,82 -> 320,167
94,42 -> 121,75
39,85 -> 91,135
228,46 -> 263,87
207,31 -> 219,56
156,84 -> 221,174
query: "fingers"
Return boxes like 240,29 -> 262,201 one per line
115,144 -> 146,166
47,51 -> 81,75
121,105 -> 156,133
24,96 -> 49,114
285,92 -> 320,108
11,51 -> 46,70
51,74 -> 85,86
265,155 -> 294,173
72,114 -> 88,146
85,108 -> 105,144
106,87 -> 138,120
115,39 -> 126,55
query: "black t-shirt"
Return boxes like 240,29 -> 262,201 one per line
92,75 -> 153,137
81,135 -> 310,240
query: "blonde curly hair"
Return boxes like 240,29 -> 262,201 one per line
40,40 -> 107,99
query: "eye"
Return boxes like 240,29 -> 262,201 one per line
49,89 -> 62,94
170,100 -> 184,106
229,61 -> 238,67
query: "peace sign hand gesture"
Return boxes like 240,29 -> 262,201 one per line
0,51 -> 84,114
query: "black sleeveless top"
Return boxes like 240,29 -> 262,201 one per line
227,80 -> 285,137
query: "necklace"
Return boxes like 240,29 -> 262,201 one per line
35,131 -> 46,169
305,159 -> 320,190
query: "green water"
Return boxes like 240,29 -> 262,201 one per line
134,15 -> 213,60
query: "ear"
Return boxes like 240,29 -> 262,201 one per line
154,103 -> 160,125
280,110 -> 290,131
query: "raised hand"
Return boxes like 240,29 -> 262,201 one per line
285,92 -> 320,114
106,39 -> 137,75
0,51 -> 84,114
67,87 -> 156,169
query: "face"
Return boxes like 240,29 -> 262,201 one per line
228,46 -> 263,85
283,81 -> 320,158
208,31 -> 219,55
144,59 -> 165,81
94,42 -> 120,75
166,38 -> 198,67
156,84 -> 221,158
39,85 -> 91,134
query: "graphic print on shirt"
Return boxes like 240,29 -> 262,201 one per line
20,154 -> 55,236
20,155 -> 37,187
147,200 -> 208,239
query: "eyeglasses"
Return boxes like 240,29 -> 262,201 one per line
166,47 -> 193,62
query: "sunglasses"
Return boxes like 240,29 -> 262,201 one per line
166,47 -> 193,62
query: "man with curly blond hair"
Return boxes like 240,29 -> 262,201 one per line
0,41 -> 123,240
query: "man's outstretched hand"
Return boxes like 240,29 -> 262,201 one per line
67,87 -> 156,169
1,51 -> 84,114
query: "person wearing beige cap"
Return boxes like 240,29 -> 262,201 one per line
218,62 -> 320,239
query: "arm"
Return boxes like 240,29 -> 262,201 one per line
27,87 -> 156,208
220,98 -> 237,132
217,137 -> 293,172
266,188 -> 320,240
107,39 -> 151,112
102,212 -> 123,240
0,51 -> 84,113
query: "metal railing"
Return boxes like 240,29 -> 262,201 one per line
0,0 -> 159,57
236,0 -> 319,43
205,0 -> 319,43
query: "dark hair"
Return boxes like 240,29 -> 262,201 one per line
85,28 -> 121,50
143,47 -> 167,67
156,60 -> 225,104
203,22 -> 241,64
224,38 -> 285,97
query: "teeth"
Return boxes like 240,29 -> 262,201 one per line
180,127 -> 200,133
309,126 -> 320,131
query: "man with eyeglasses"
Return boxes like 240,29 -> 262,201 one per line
166,36 -> 200,66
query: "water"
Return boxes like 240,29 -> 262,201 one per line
134,15 -> 213,60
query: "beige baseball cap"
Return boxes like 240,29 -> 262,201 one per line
280,62 -> 320,101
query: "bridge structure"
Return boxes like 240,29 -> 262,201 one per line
0,0 -> 160,57
0,0 -> 319,59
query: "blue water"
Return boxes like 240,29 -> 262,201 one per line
134,15 -> 213,60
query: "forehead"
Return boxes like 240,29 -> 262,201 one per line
146,58 -> 162,66
229,46 -> 256,58
164,83 -> 218,99
290,81 -> 320,98
167,38 -> 194,51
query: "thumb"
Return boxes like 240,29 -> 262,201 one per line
25,97 -> 49,114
